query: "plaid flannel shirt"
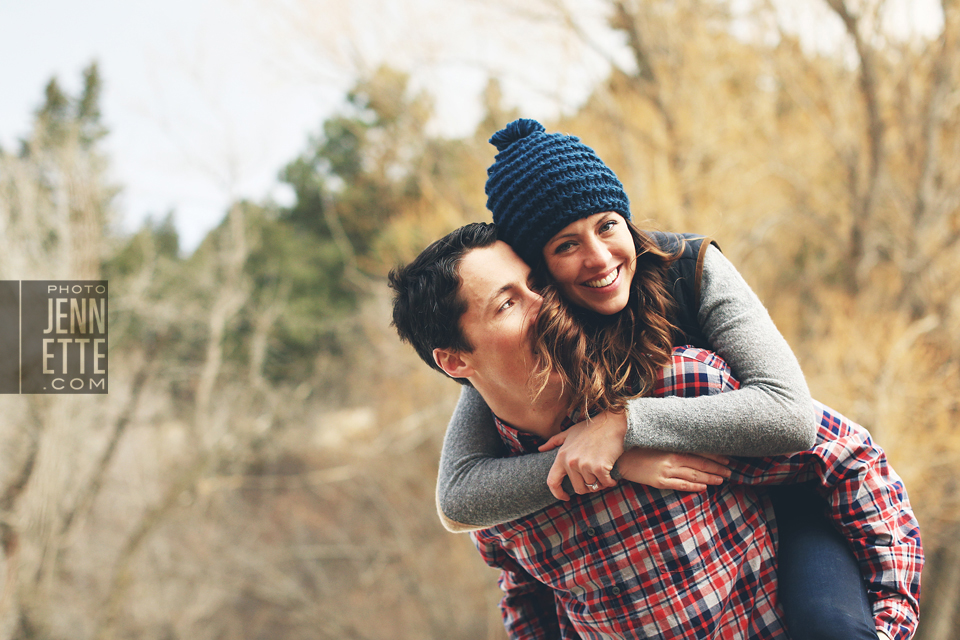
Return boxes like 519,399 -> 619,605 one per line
471,347 -> 922,640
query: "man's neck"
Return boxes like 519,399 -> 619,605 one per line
476,383 -> 570,441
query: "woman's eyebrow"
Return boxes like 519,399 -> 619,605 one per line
548,231 -> 579,244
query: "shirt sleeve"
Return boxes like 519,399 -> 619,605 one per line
622,246 -> 818,455
436,386 -> 560,532
436,246 -> 818,532
470,530 -> 563,639
727,405 -> 923,640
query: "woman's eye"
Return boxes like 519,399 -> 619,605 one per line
600,220 -> 617,233
554,242 -> 574,253
498,299 -> 515,312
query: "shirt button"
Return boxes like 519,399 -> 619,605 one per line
611,586 -> 622,596
586,527 -> 596,537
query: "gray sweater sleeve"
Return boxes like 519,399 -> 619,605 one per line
621,246 -> 817,454
435,245 -> 817,532
436,385 -> 560,532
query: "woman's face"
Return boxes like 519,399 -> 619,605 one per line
542,212 -> 637,315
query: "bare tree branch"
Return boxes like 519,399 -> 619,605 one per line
56,338 -> 160,540
824,0 -> 886,288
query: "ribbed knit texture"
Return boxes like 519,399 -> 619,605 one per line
485,118 -> 631,266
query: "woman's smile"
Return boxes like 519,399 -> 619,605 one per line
582,266 -> 621,289
544,212 -> 637,315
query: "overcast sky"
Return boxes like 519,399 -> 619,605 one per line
2,0 -> 362,252
0,0 -> 942,255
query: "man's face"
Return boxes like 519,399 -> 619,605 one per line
451,241 -> 544,398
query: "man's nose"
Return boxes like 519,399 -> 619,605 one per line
525,288 -> 544,316
532,291 -> 544,312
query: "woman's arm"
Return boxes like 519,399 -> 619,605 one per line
438,386 -> 733,530
436,246 -> 816,529
548,246 -> 817,494
621,245 -> 816,454
436,386 -> 560,532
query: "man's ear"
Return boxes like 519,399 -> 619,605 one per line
434,348 -> 473,380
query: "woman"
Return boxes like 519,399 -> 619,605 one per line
439,119 -> 882,640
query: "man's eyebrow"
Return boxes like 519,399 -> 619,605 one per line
484,283 -> 516,312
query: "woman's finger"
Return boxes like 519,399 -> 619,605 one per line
669,466 -> 726,486
699,453 -> 732,466
565,467 -> 591,495
668,454 -> 731,480
661,478 -> 709,492
538,431 -> 568,452
692,455 -> 733,478
591,465 -> 617,488
546,463 -> 571,501
579,472 -> 602,494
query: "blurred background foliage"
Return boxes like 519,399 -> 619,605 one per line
0,0 -> 958,638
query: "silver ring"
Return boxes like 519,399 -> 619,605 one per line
587,482 -> 600,491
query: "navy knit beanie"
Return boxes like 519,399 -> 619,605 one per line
485,118 -> 631,266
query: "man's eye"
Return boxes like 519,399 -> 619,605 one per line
498,299 -> 515,313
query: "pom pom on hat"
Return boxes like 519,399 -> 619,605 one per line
489,118 -> 545,152
485,118 -> 630,266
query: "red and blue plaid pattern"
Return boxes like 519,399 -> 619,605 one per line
471,346 -> 921,640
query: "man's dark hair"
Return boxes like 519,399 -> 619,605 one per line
388,222 -> 498,384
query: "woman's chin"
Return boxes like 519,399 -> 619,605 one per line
582,295 -> 629,316
564,284 -> 630,316
595,302 -> 628,316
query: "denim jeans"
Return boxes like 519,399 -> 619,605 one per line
770,483 -> 880,640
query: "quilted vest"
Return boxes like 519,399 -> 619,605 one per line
645,231 -> 719,350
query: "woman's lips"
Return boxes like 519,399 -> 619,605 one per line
582,266 -> 620,289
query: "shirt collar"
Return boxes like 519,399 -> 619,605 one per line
492,411 -> 578,456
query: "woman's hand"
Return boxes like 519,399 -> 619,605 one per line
538,410 -> 628,500
616,448 -> 732,492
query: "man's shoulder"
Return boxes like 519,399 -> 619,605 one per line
810,399 -> 873,444
653,346 -> 742,398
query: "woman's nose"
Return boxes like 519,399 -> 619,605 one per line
582,237 -> 610,267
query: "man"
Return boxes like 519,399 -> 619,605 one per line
389,223 -> 921,639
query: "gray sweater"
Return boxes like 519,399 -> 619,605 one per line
436,246 -> 817,532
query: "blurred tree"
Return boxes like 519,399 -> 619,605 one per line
0,55 -> 500,640
0,61 -> 115,281
279,65 -> 488,271
279,66 -> 432,268
475,78 -> 521,148
239,65 -> 489,387
0,61 -> 122,639
105,212 -> 181,278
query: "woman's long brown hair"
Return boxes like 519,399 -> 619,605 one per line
529,222 -> 680,417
